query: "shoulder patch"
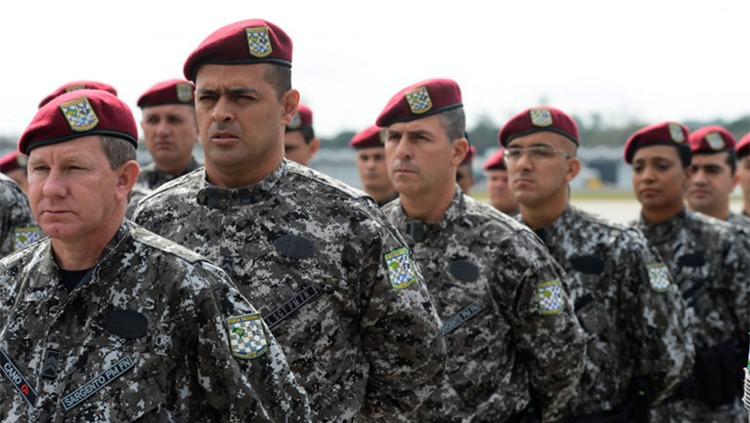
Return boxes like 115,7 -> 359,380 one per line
227,314 -> 269,359
537,279 -> 565,315
647,263 -> 670,292
14,226 -> 43,251
384,247 -> 417,289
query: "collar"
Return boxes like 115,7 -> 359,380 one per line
195,160 -> 287,209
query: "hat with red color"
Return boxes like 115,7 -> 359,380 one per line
499,106 -> 579,147
183,18 -> 293,81
461,145 -> 476,165
376,78 -> 463,127
137,79 -> 195,108
19,89 -> 138,155
483,148 -> 507,171
38,80 -> 118,109
286,104 -> 313,131
349,125 -> 383,149
0,151 -> 26,173
736,133 -> 750,159
623,121 -> 690,164
688,125 -> 736,154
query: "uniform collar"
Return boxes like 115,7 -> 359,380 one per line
522,203 -> 573,248
635,208 -> 687,246
195,160 -> 287,209
396,187 -> 465,243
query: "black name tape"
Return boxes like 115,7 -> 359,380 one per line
0,349 -> 37,408
60,356 -> 135,411
441,302 -> 485,335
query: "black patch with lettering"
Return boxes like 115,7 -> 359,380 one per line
274,234 -> 315,259
0,349 -> 37,408
570,255 -> 604,274
678,252 -> 705,268
264,284 -> 332,330
683,281 -> 705,299
60,356 -> 135,411
574,293 -> 594,311
41,349 -> 60,380
448,260 -> 480,282
105,309 -> 148,339
441,302 -> 485,335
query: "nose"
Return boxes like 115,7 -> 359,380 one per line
41,169 -> 67,198
211,96 -> 233,122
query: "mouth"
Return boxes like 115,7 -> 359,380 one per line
210,131 -> 240,144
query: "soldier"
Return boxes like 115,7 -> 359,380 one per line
625,121 -> 749,422
734,133 -> 750,218
0,89 -> 310,421
0,172 -> 41,259
0,150 -> 29,193
686,125 -> 750,226
456,145 -> 476,194
483,147 -> 518,215
284,104 -> 320,166
133,19 -> 446,422
348,124 -> 398,206
500,107 -> 692,422
136,79 -> 202,190
378,78 -> 585,422
38,80 -> 117,108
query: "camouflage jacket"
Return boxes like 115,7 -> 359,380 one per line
728,211 -> 750,228
382,189 -> 585,423
133,160 -> 446,422
135,156 -> 201,191
125,184 -> 152,219
0,173 -> 42,258
0,221 -> 311,422
524,205 -> 693,417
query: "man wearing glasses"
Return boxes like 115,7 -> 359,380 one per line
500,107 -> 692,422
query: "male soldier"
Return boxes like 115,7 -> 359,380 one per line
284,103 -> 320,166
686,125 -> 750,226
0,89 -> 310,421
736,133 -> 750,218
483,147 -> 518,215
378,78 -> 585,422
456,145 -> 476,194
136,79 -> 202,190
0,173 -> 40,259
625,121 -> 749,422
500,107 -> 692,422
349,124 -> 398,206
38,80 -> 117,108
0,151 -> 28,193
133,19 -> 445,422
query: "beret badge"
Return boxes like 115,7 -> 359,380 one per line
176,83 -> 194,103
246,27 -> 273,58
287,112 -> 303,130
405,86 -> 433,114
60,97 -> 99,132
668,123 -> 685,142
705,132 -> 725,150
530,108 -> 553,127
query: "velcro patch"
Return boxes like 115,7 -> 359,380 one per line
227,314 -> 269,359
60,356 -> 134,411
384,247 -> 417,289
0,349 -> 36,408
647,263 -> 670,292
537,279 -> 565,315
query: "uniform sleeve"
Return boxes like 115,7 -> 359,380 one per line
619,230 -> 694,405
353,213 -> 447,419
503,233 -> 585,423
731,228 -> 750,345
193,264 -> 312,422
0,183 -> 37,258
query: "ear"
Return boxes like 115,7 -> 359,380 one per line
280,89 -> 300,127
308,137 -> 321,159
116,160 -> 140,202
564,157 -> 581,183
450,138 -> 469,167
732,172 -> 740,190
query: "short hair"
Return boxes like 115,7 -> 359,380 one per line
265,64 -> 292,100
438,107 -> 466,142
100,136 -> 137,169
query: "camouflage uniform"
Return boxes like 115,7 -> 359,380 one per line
0,220 -> 311,422
136,156 -> 201,190
382,189 -> 585,423
133,159 -> 446,422
0,173 -> 42,258
522,204 -> 693,420
728,211 -> 750,228
633,209 -> 748,422
125,184 -> 152,219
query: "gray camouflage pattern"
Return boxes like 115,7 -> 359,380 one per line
125,184 -> 151,219
634,209 -> 749,422
523,205 -> 693,418
133,159 -> 446,422
0,173 -> 41,258
382,189 -> 585,423
0,220 -> 311,422
136,156 -> 201,191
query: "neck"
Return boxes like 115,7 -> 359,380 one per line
519,197 -> 567,229
206,153 -> 282,189
156,156 -> 192,176
400,185 -> 455,222
51,219 -> 122,270
367,186 -> 396,204
689,201 -> 729,221
641,202 -> 684,224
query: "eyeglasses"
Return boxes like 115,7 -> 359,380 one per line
503,145 -> 572,162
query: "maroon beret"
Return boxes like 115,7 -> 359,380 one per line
623,121 -> 690,164
349,125 -> 383,149
376,78 -> 463,127
460,145 -> 476,165
137,79 -> 195,108
19,89 -> 138,155
183,18 -> 293,81
0,151 -> 26,173
286,104 -> 312,131
38,80 -> 118,109
688,125 -> 736,154
499,107 -> 579,147
737,132 -> 750,159
483,148 -> 507,171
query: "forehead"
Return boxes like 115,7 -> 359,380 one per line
691,151 -> 730,166
194,63 -> 271,88
387,114 -> 444,135
142,104 -> 195,119
631,144 -> 681,162
357,147 -> 384,156
508,131 -> 570,147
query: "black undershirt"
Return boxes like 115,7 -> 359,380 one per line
60,268 -> 93,291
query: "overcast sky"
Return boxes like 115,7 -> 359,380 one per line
2,0 -> 749,141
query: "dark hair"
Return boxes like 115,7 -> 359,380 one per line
438,107 -> 466,142
100,136 -> 137,169
265,64 -> 292,99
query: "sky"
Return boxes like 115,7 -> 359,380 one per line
2,0 -> 749,141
